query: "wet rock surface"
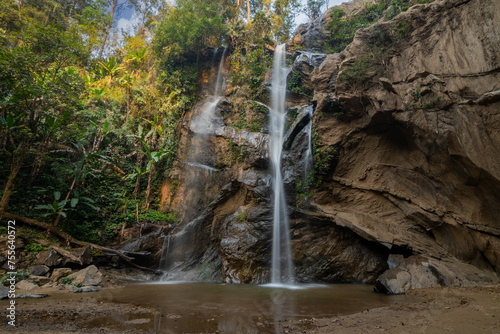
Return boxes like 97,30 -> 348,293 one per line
156,0 -> 500,288
305,0 -> 500,291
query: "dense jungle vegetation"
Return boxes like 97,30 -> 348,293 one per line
0,0 -> 307,244
0,0 -> 431,245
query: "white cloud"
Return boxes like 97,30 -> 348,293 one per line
117,10 -> 141,38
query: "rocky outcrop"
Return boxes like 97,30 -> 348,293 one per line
155,0 -> 500,290
304,0 -> 500,292
71,265 -> 102,286
51,268 -> 73,282
28,265 -> 50,276
36,249 -> 61,267
16,280 -> 40,291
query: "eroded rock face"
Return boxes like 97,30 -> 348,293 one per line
306,0 -> 500,292
157,0 -> 500,289
220,207 -> 272,283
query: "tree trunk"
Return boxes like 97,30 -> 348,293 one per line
53,176 -> 76,227
246,0 -> 251,25
98,0 -> 118,59
0,149 -> 25,220
2,212 -> 160,273
132,141 -> 143,199
17,0 -> 24,33
145,163 -> 154,210
29,137 -> 51,186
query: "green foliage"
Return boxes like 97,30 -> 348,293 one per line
420,97 -> 440,109
326,0 -> 415,53
385,0 -> 411,20
326,2 -> 386,53
139,209 -> 177,224
312,130 -> 338,182
1,269 -> 30,286
296,170 -> 314,199
229,40 -> 273,101
24,242 -> 49,255
153,0 -> 226,64
337,54 -> 372,88
58,275 -> 76,285
287,71 -> 313,97
228,139 -> 248,166
412,89 -> 422,101
235,211 -> 247,222
233,102 -> 268,132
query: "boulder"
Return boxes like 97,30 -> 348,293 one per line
0,285 -> 9,299
16,280 -> 39,291
375,255 -> 498,294
28,265 -> 50,276
65,284 -> 78,292
36,249 -> 61,267
0,236 -> 24,255
51,268 -> 73,282
29,275 -> 51,285
375,268 -> 412,294
72,245 -> 93,265
71,265 -> 102,286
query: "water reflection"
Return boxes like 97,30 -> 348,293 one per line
86,283 -> 417,333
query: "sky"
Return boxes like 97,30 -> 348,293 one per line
116,0 -> 349,40
296,0 -> 347,25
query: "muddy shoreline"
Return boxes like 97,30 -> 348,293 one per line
0,284 -> 498,333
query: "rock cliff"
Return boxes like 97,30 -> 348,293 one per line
306,0 -> 500,291
156,0 -> 500,291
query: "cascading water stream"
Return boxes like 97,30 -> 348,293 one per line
160,48 -> 227,281
303,105 -> 314,181
270,44 -> 295,285
190,47 -> 227,135
159,235 -> 171,279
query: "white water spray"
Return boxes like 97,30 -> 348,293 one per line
270,44 -> 295,285
191,47 -> 227,135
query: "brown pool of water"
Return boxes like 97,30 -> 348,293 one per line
81,282 -> 418,333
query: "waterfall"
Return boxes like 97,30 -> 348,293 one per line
160,48 -> 227,281
190,47 -> 227,135
270,44 -> 295,285
159,234 -> 171,277
303,105 -> 314,181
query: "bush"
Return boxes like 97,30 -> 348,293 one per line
139,209 -> 178,224
24,242 -> 49,255
326,0 -> 416,53
1,269 -> 30,286
287,71 -> 313,97
337,54 -> 372,88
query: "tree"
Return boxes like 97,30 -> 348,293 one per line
153,0 -> 226,64
0,23 -> 87,218
307,0 -> 327,21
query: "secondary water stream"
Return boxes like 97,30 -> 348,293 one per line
159,47 -> 227,280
